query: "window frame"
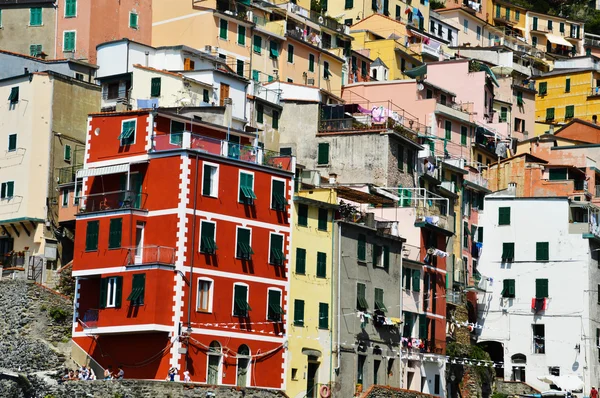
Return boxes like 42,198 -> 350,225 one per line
232,282 -> 251,317
200,220 -> 218,254
202,162 -> 219,198
295,247 -> 306,275
317,142 -> 330,165
104,276 -> 122,308
8,134 -> 17,152
119,118 -> 137,146
298,203 -> 308,227
253,34 -> 262,54
150,77 -> 161,98
85,220 -> 99,252
536,242 -> 549,262
266,287 -> 283,322
502,279 -> 516,298
235,226 -> 254,260
498,207 -> 511,225
318,302 -> 329,329
317,208 -> 328,231
357,233 -> 367,262
287,44 -> 294,63
270,177 -> 287,211
238,170 -> 256,204
129,11 -> 139,29
269,232 -> 285,266
237,24 -> 246,46
65,0 -> 77,18
30,7 -> 42,26
127,273 -> 145,306
63,30 -> 76,52
108,217 -> 123,250
62,188 -> 69,207
197,277 -> 214,313
316,251 -> 327,278
294,299 -> 305,326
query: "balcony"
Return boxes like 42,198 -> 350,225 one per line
78,190 -> 148,214
151,132 -> 294,172
585,36 -> 600,49
124,245 -> 176,267
435,102 -> 473,124
57,165 -> 83,185
251,80 -> 282,106
253,15 -> 285,37
408,42 -> 441,59
569,202 -> 600,240
464,173 -> 489,190
589,87 -> 600,98
414,203 -> 454,235
216,0 -> 249,22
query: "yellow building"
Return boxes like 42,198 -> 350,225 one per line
487,0 -> 527,38
533,68 -> 600,135
286,188 -> 337,398
525,11 -> 585,57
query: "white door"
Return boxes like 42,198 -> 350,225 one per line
135,222 -> 145,264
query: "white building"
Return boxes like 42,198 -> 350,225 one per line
477,185 -> 600,393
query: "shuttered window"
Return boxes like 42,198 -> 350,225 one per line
565,105 -> 575,119
445,120 -> 452,140
287,44 -> 294,63
85,220 -> 99,251
253,35 -> 262,53
65,0 -> 77,17
63,31 -> 76,52
256,103 -> 263,124
461,126 -> 468,145
357,283 -> 368,310
236,228 -> 254,259
298,204 -> 308,226
8,87 -> 19,103
238,172 -> 256,204
219,19 -> 228,39
536,242 -> 549,261
200,221 -> 217,254
317,143 -> 330,165
295,248 -> 306,274
129,12 -> 138,29
294,299 -> 304,326
419,314 -> 428,339
412,269 -> 420,292
202,164 -> 218,197
318,302 -> 329,329
546,107 -> 555,121
502,279 -> 515,298
30,7 -> 42,26
316,252 -> 327,278
374,288 -> 386,312
536,279 -> 549,299
502,242 -> 515,262
271,179 -> 287,210
8,134 -> 17,152
565,78 -> 571,92
267,290 -> 283,321
269,234 -> 284,266
127,274 -> 145,305
108,218 -> 122,249
357,234 -> 366,261
538,82 -> 547,95
150,77 -> 161,97
270,41 -> 279,58
309,54 -> 315,72
318,208 -> 328,231
345,0 -> 353,8
272,110 -> 279,129
237,25 -> 246,45
498,207 -> 511,225
233,284 -> 251,317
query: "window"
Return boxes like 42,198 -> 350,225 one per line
126,273 -> 145,305
236,227 -> 254,259
236,60 -> 245,77
515,10 -> 520,21
345,0 -> 353,9
295,248 -> 306,274
62,189 -> 69,207
502,242 -> 514,262
74,184 -> 81,206
323,61 -> 331,79
8,134 -> 17,152
357,234 -> 366,261
445,120 -> 452,140
203,89 -> 210,103
119,119 -> 136,146
533,324 -> 545,354
65,0 -> 77,17
536,279 -> 549,298
516,91 -> 524,106
309,54 -> 315,72
397,144 -> 404,171
202,163 -> 218,197
374,359 -> 380,385
532,16 -> 538,30
219,19 -> 228,39
536,242 -> 549,261
298,203 -> 308,226
463,19 -> 468,33
200,221 -> 217,254
565,105 -> 575,119
233,284 -> 251,317
478,226 -> 483,242
357,355 -> 365,385
29,44 -> 42,57
461,126 -> 468,145
30,7 -> 42,26
477,26 -> 481,40
316,252 -> 327,278
150,77 -> 161,97
318,302 -> 329,329
560,22 -> 565,33
419,314 -> 428,339
238,172 -> 256,204
237,25 -> 246,45
532,36 -> 538,47
499,207 -> 511,225
85,220 -> 99,251
546,107 -> 555,121
344,18 -> 353,26
108,218 -> 122,249
317,142 -> 329,165
272,110 -> 279,129
441,94 -> 447,105
100,276 -> 122,309
357,283 -> 368,310
129,12 -> 138,29
374,288 -> 386,312
294,299 -> 304,326
269,233 -> 284,266
270,41 -> 279,59
539,82 -> 547,95
549,168 -> 567,180
361,60 -> 367,78
463,221 -> 469,248
256,103 -> 263,124
565,78 -> 571,92
63,144 -> 72,162
63,31 -> 76,52
8,87 -> 19,103
197,278 -> 212,312
267,289 -> 283,321
547,20 -> 552,30
500,107 -> 508,123
502,279 -> 516,298
412,269 -> 421,292
287,44 -> 294,63
253,35 -> 262,53
271,179 -> 287,210
318,208 -> 328,231
495,4 -> 501,17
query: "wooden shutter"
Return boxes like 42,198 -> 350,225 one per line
445,121 -> 452,140
419,314 -> 428,339
272,110 -> 279,129
357,234 -> 366,261
287,44 -> 294,63
295,248 -> 306,274
99,278 -> 108,309
202,164 -> 213,196
319,303 -> 329,329
268,290 -> 281,321
237,228 -> 251,257
499,207 -> 510,225
412,269 -> 420,292
234,284 -> 248,316
316,252 -> 327,278
66,0 -> 76,17
203,89 -> 209,103
201,222 -> 216,253
85,220 -> 99,251
298,204 -> 308,226
131,274 -> 145,305
317,143 -> 329,165
383,246 -> 390,269
372,244 -> 381,266
151,77 -> 161,97
345,0 -> 353,8
318,208 -> 328,230
536,242 -> 549,261
536,279 -> 548,299
253,35 -> 262,53
114,276 -> 123,308
108,218 -> 122,249
309,54 -> 315,72
219,83 -> 229,106
294,299 -> 304,326
219,19 -> 227,39
270,234 -> 284,265
271,179 -> 285,209
238,25 -> 246,45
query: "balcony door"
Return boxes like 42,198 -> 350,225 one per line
119,173 -> 143,209
135,222 -> 145,264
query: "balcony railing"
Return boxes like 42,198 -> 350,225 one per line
82,309 -> 99,329
465,173 -> 489,189
253,16 -> 285,37
57,165 -> 83,185
125,245 -> 176,266
216,0 -> 248,21
585,36 -> 600,48
151,133 -> 294,171
590,87 -> 600,97
78,190 -> 147,214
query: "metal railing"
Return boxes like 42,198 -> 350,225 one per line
126,245 -> 176,266
57,165 -> 83,185
151,133 -> 294,171
78,190 -> 148,214
465,173 -> 489,189
82,309 -> 99,329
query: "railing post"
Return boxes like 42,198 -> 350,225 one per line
182,132 -> 191,149
221,141 -> 228,157
256,147 -> 264,165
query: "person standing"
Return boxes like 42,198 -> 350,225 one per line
116,365 -> 124,380
591,386 -> 598,398
104,366 -> 112,380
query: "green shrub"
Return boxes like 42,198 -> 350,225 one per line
48,307 -> 69,323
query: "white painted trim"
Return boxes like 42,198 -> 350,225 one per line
235,225 -> 252,259
85,154 -> 150,169
238,169 -> 255,204
191,267 -> 287,287
193,209 -> 290,233
266,287 -> 282,322
106,276 -> 118,308
199,219 -> 217,253
152,11 -> 210,26
190,327 -> 284,343
424,312 -> 445,320
62,29 -> 77,52
201,161 -> 220,198
232,282 -> 250,317
120,118 -> 137,146
63,0 -> 77,18
196,277 -> 214,313
72,323 -> 172,336
76,209 -> 148,220
270,176 -> 287,210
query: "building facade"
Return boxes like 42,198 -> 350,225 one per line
0,0 -> 56,58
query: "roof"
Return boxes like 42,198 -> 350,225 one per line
0,0 -> 54,5
490,152 -> 549,167
371,57 -> 388,68
0,48 -> 98,68
533,68 -> 596,79
133,64 -> 213,88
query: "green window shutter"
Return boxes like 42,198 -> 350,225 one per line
316,252 -> 327,278
202,164 -> 213,196
234,284 -> 250,316
374,288 -> 386,312
323,62 -> 331,79
5,182 -> 13,198
298,204 -> 308,226
251,70 -> 260,82
536,242 -> 549,261
565,105 -> 575,119
445,120 -> 452,140
127,274 -> 145,305
345,0 -> 353,9
565,78 -> 571,92
108,218 -> 123,249
237,228 -> 253,259
238,173 -> 256,203
119,120 -> 136,145
63,31 -> 75,52
8,134 -> 17,152
397,145 -> 404,170
256,103 -> 264,124
418,314 -> 427,339
253,35 -> 262,53
533,16 -> 538,30
318,302 -> 329,329
85,220 -> 99,251
267,290 -> 283,321
539,82 -> 547,95
295,248 -> 306,274
150,77 -> 161,97
357,234 -> 366,261
238,25 -> 246,45
478,226 -> 484,242
129,12 -> 138,29
357,283 -> 368,310
560,22 -> 565,32
219,19 -> 228,39
318,208 -> 328,231
536,279 -> 549,299
403,267 -> 412,290
64,144 -> 71,161
272,110 -> 279,129
114,276 -> 123,308
499,207 -> 511,225
461,126 -> 467,145
236,59 -> 244,77
502,242 -> 515,262
309,54 -> 315,72
294,299 -> 305,326
271,179 -> 286,210
412,269 -> 420,292
200,222 -> 217,254
30,8 -> 42,26
361,60 -> 367,77
270,234 -> 284,265
269,41 -> 279,58
383,246 -> 390,269
203,89 -> 210,103
66,0 -> 77,17
321,0 -> 328,12
287,44 -> 294,63
317,143 -> 329,165
99,278 -> 108,309
372,0 -> 377,11
546,107 -> 555,121
502,279 -> 515,298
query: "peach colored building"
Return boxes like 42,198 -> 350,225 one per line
55,0 -> 151,63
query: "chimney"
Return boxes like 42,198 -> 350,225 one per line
24,67 -> 28,75
507,182 -> 517,195
365,212 -> 375,228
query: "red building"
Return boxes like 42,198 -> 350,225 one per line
71,108 -> 294,388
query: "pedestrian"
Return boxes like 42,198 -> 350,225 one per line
104,366 -> 112,380
88,367 -> 96,381
591,386 -> 598,398
167,367 -> 177,382
183,370 -> 191,383
116,365 -> 125,380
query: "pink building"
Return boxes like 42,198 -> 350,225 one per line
56,0 -> 152,63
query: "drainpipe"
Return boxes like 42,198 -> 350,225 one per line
186,151 -> 200,335
54,1 -> 58,58
399,243 -> 404,389
329,200 -> 335,386
335,222 -> 342,378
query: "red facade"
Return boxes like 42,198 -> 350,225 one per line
72,109 -> 294,387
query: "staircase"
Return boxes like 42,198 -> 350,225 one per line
27,256 -> 43,283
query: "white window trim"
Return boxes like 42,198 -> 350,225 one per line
235,226 -> 252,259
202,161 -> 220,198
266,287 -> 282,321
62,30 -> 76,52
235,345 -> 252,387
199,220 -> 217,253
64,0 -> 77,18
196,277 -> 214,313
238,169 -> 255,204
73,183 -> 81,206
1,181 -> 14,200
134,222 -> 145,264
232,282 -> 250,316
29,7 -> 43,27
129,11 -> 139,29
269,176 -> 287,210
62,188 -> 69,207
64,144 -> 72,161
206,341 -> 223,385
219,18 -> 228,40
7,133 -> 16,152
120,118 -> 137,146
106,276 -> 118,308
169,120 -> 185,145
268,232 -> 284,265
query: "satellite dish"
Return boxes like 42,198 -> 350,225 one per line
417,83 -> 424,91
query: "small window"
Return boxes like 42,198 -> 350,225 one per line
8,87 -> 19,104
256,103 -> 264,124
565,105 -> 575,119
271,179 -> 287,210
318,208 -> 328,231
536,242 -> 549,261
536,279 -> 549,299
150,77 -> 161,97
323,61 -> 331,79
445,120 -> 452,140
30,7 -> 42,26
8,134 -> 17,152
270,41 -> 279,59
295,248 -> 306,274
129,12 -> 138,29
565,78 -> 571,93
238,172 -> 256,204
502,242 -> 515,262
203,89 -> 210,103
100,276 -> 122,309
309,54 -> 315,72
85,220 -> 99,251
533,324 -> 545,354
65,0 -> 77,17
546,107 -> 555,121
317,142 -> 329,165
197,279 -> 213,312
502,279 -> 516,298
357,233 -> 366,261
236,59 -> 244,77
200,221 -> 217,254
253,35 -> 262,53
267,289 -> 284,321
374,288 -> 387,312
202,163 -> 218,197
498,207 -> 511,225
298,203 -> 308,226
236,227 -> 254,259
316,252 -> 327,278
539,82 -> 547,95
287,44 -> 294,63
64,144 -> 72,161
269,233 -> 285,266
62,189 -> 69,207
127,273 -> 145,305
294,299 -> 305,326
357,283 -> 368,310
108,218 -> 123,249
63,31 -> 76,52
119,120 -> 136,146
233,284 -> 251,317
29,44 -> 42,57
272,110 -> 279,129
237,25 -> 246,45
318,302 -> 329,329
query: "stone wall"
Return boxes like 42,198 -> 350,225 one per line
495,378 -> 540,396
362,385 -> 437,397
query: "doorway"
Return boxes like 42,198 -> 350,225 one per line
135,222 -> 144,264
306,359 -> 319,398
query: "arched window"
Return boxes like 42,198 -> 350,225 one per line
511,353 -> 526,364
207,341 -> 221,385
237,344 -> 251,387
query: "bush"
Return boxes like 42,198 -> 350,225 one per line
48,307 -> 69,323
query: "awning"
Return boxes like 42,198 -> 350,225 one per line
76,164 -> 129,179
546,34 -> 573,48
404,64 -> 427,78
478,63 -> 500,87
